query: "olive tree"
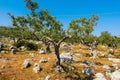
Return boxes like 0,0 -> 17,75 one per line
9,0 -> 69,66
67,15 -> 99,44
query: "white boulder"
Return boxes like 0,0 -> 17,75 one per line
33,63 -> 41,73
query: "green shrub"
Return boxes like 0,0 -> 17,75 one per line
14,40 -> 40,51
14,40 -> 27,48
108,51 -> 114,55
25,42 -> 38,51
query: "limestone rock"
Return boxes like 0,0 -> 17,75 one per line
21,59 -> 31,69
10,46 -> 17,54
111,70 -> 120,80
39,58 -> 48,63
94,73 -> 106,80
81,60 -> 94,66
1,50 -> 8,54
112,64 -> 119,70
45,75 -> 51,80
1,65 -> 5,69
29,52 -> 35,57
33,63 -> 41,73
69,66 -> 75,71
60,52 -> 73,63
102,65 -> 110,69
82,67 -> 95,76
38,48 -> 45,54
108,58 -> 120,63
19,46 -> 26,51
106,70 -> 120,80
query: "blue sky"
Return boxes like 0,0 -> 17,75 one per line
0,0 -> 120,36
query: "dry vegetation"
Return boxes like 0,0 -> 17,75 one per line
0,44 -> 120,80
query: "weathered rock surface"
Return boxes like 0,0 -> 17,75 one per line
108,58 -> 120,63
82,67 -> 95,76
106,70 -> 120,80
60,52 -> 73,63
39,58 -> 48,63
94,73 -> 106,80
33,63 -> 41,73
45,75 -> 51,80
38,48 -> 45,54
21,59 -> 31,69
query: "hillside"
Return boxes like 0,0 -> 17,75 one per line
0,41 -> 120,80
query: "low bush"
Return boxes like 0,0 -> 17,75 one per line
14,40 -> 41,51
25,42 -> 38,50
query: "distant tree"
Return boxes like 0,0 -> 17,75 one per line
110,36 -> 120,55
67,15 -> 99,44
98,31 -> 119,55
99,31 -> 112,46
67,20 -> 83,43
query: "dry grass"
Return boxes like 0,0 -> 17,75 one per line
0,44 -> 120,80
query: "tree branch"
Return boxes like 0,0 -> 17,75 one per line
57,36 -> 70,46
7,13 -> 15,20
32,32 -> 40,41
41,36 -> 55,46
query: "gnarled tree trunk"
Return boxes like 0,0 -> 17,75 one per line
45,41 -> 51,53
54,45 -> 60,65
45,36 -> 70,66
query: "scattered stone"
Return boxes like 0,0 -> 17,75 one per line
39,57 -> 48,63
21,59 -> 31,69
19,46 -> 26,51
10,46 -> 14,50
81,60 -> 94,66
29,40 -> 33,42
69,66 -> 75,71
102,65 -> 110,69
10,46 -> 17,54
31,58 -> 37,62
60,52 -> 73,63
94,73 -> 106,80
45,75 -> 51,80
73,53 -> 82,61
108,58 -> 120,63
33,63 -> 41,73
80,63 -> 88,67
112,64 -> 119,70
55,65 -> 65,72
105,70 -> 112,77
1,65 -> 5,69
100,53 -> 108,58
0,50 -> 8,54
48,57 -> 51,60
35,41 -> 43,44
82,67 -> 95,76
0,42 -> 6,50
91,50 -> 98,59
74,53 -> 82,57
106,70 -> 120,80
108,54 -> 115,57
38,48 -> 45,54
29,52 -> 35,57
11,48 -> 17,54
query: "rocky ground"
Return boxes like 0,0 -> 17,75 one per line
0,41 -> 120,80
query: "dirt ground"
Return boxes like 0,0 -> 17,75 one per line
0,44 -> 120,80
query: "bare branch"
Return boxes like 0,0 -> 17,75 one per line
57,36 -> 70,46
31,32 -> 40,41
41,36 -> 55,46
7,13 -> 15,20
